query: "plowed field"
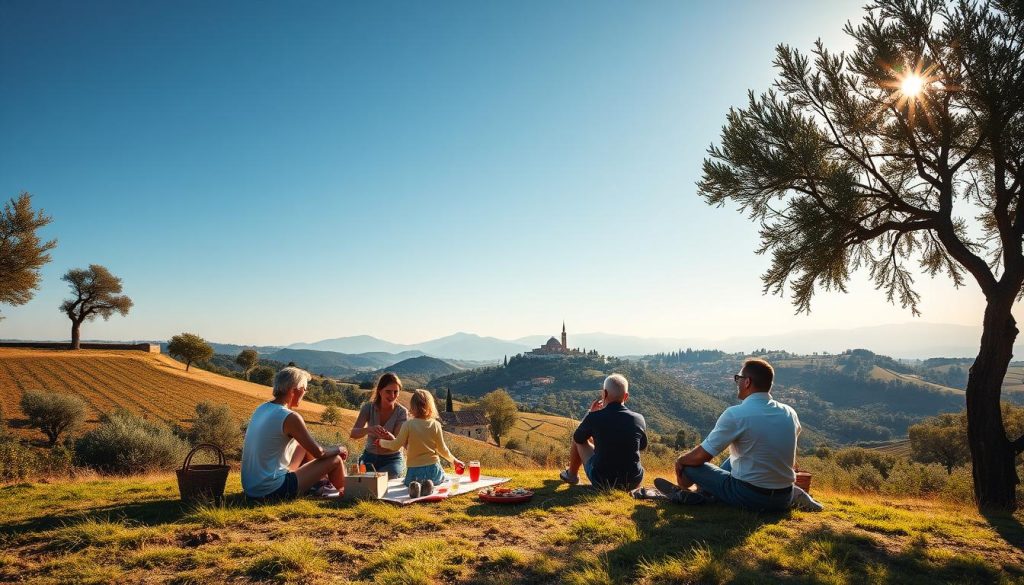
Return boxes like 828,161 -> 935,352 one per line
0,348 -> 330,438
0,347 -> 533,466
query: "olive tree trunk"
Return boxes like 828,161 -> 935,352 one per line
967,292 -> 1020,511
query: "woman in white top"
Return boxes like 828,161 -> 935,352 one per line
241,366 -> 347,500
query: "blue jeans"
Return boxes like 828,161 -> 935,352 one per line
682,458 -> 791,512
360,450 -> 406,479
404,462 -> 446,486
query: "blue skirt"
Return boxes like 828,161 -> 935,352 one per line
404,462 -> 446,486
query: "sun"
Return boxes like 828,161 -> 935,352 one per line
900,74 -> 925,97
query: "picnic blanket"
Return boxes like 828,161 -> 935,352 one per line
380,474 -> 509,505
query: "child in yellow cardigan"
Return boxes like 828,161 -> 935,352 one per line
375,389 -> 464,488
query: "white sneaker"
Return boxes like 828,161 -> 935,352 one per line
791,486 -> 824,512
559,469 -> 579,485
315,484 -> 341,498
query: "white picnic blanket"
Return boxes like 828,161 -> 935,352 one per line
380,474 -> 509,505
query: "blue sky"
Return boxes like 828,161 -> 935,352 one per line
0,1 -> 990,345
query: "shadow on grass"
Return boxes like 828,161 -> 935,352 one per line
982,509 -> 1024,551
0,492 -> 261,537
602,505 -> 1021,585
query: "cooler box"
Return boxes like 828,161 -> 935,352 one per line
344,472 -> 387,500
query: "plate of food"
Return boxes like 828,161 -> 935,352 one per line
478,486 -> 534,504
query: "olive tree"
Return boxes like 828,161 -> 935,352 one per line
235,349 -> 259,380
19,390 -> 87,446
0,192 -> 56,320
698,0 -> 1024,510
60,265 -> 132,350
478,389 -> 518,447
167,333 -> 214,372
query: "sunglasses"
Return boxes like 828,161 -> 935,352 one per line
733,374 -> 749,382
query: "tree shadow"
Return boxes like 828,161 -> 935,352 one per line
0,492 -> 283,539
602,501 -> 786,582
601,506 -> 1022,584
0,497 -> 192,537
982,509 -> 1024,551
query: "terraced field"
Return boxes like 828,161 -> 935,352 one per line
867,439 -> 913,458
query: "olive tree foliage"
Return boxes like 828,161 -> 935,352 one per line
188,401 -> 243,456
909,405 -> 1024,472
250,365 -> 276,387
235,349 -> 260,380
19,390 -> 87,446
697,0 -> 1024,510
0,192 -> 56,321
908,412 -> 971,473
321,405 -> 341,426
167,333 -> 214,373
60,265 -> 133,350
478,389 -> 519,447
75,410 -> 188,474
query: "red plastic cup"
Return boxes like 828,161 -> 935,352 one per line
469,460 -> 481,483
455,461 -> 465,475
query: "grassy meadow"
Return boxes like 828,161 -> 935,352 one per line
2,469 -> 1023,584
4,347 -> 1024,583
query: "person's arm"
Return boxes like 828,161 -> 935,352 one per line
572,413 -> 594,445
639,428 -> 648,452
349,404 -> 372,439
432,422 -> 457,464
676,445 -> 713,467
284,412 -> 346,460
377,419 -> 410,451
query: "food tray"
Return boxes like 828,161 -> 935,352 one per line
478,488 -> 534,504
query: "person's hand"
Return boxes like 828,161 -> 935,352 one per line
371,425 -> 387,438
589,399 -> 604,412
379,430 -> 395,441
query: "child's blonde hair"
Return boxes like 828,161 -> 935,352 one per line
409,389 -> 438,420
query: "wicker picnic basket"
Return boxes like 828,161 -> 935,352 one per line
176,443 -> 229,504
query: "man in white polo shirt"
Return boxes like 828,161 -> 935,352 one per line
655,358 -> 822,512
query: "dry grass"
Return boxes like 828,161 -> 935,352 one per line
2,470 -> 1023,584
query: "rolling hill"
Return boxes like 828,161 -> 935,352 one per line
353,355 -> 463,389
0,348 -> 532,466
263,348 -> 425,377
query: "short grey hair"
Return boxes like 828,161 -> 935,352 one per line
603,373 -> 628,400
273,366 -> 311,398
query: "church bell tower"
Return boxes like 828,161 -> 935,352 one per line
561,321 -> 567,350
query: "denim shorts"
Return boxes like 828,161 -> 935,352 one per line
584,458 -> 642,490
249,471 -> 298,502
404,462 -> 446,486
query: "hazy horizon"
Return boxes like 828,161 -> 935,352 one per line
0,1 -> 1008,346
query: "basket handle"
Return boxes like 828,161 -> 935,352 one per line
182,443 -> 226,470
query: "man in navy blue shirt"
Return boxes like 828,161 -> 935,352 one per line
560,373 -> 647,490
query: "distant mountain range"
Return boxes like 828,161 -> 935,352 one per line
284,322 -> 1009,361
288,332 -> 531,362
9,322 -> 1008,363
